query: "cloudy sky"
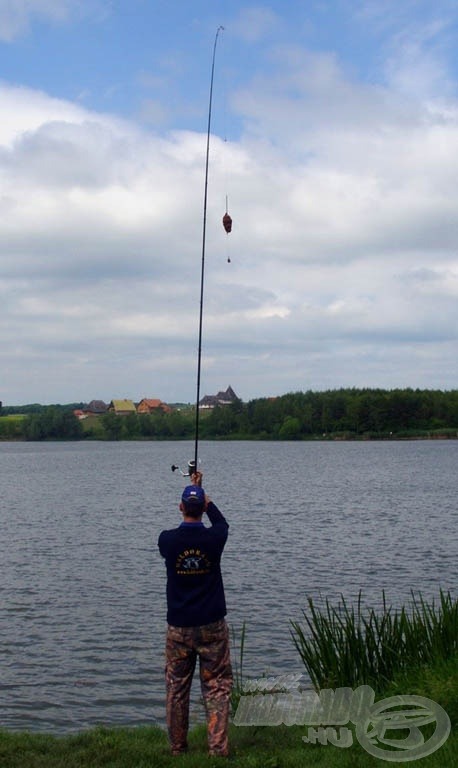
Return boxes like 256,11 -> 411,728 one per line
1,0 -> 458,405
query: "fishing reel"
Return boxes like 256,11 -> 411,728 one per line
171,459 -> 197,478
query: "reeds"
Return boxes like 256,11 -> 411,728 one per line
230,621 -> 247,712
290,589 -> 458,691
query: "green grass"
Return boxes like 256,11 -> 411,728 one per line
0,413 -> 26,436
80,415 -> 107,439
0,717 -> 456,767
0,414 -> 26,439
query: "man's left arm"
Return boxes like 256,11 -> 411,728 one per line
205,500 -> 229,541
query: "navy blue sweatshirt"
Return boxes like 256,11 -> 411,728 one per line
158,501 -> 229,627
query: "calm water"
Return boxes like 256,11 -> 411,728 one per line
0,439 -> 457,733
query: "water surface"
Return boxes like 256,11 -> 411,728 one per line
1,439 -> 456,732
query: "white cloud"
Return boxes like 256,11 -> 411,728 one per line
231,6 -> 281,43
353,1 -> 457,103
0,0 -> 110,41
384,19 -> 455,101
0,0 -> 73,41
1,37 -> 458,403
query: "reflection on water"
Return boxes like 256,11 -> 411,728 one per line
1,439 -> 457,733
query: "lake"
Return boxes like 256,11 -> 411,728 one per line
0,439 -> 457,733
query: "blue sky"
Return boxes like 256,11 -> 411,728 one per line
1,0 -> 458,404
3,2 -> 457,130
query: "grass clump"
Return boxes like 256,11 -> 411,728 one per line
290,589 -> 457,691
231,621 -> 247,715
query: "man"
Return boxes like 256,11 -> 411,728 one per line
158,472 -> 232,757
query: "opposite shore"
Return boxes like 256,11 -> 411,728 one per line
2,387 -> 458,442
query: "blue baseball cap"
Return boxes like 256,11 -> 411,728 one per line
181,485 -> 205,505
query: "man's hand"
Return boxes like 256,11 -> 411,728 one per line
191,470 -> 211,508
191,470 -> 203,486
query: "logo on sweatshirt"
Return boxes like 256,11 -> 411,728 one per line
176,548 -> 211,575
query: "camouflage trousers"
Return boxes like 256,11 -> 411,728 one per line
165,619 -> 233,756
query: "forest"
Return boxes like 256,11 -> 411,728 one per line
1,388 -> 458,441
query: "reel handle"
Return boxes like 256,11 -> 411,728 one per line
171,460 -> 199,478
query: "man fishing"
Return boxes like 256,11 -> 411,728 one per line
158,471 -> 232,757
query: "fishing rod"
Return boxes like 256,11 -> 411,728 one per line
172,26 -> 225,480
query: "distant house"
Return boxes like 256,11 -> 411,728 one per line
137,398 -> 171,415
108,399 -> 137,416
73,409 -> 88,420
199,385 -> 239,409
85,400 -> 108,415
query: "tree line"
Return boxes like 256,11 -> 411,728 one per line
207,387 -> 458,440
1,388 -> 458,441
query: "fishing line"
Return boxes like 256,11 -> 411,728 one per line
221,64 -> 233,264
223,194 -> 232,263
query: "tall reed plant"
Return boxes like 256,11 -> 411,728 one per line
230,621 -> 247,714
291,589 -> 457,692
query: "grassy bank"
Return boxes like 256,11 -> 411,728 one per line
1,662 -> 456,767
0,727 -> 456,768
1,661 -> 456,768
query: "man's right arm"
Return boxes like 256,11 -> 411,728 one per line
158,530 -> 169,557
